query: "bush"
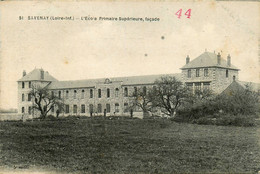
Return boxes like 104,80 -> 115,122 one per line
175,100 -> 219,122
46,115 -> 58,121
215,114 -> 256,127
216,88 -> 259,116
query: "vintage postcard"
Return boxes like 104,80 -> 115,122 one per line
0,1 -> 259,173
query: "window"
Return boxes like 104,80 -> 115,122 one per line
74,90 -> 77,99
226,69 -> 229,78
115,103 -> 119,113
204,68 -> 208,77
98,89 -> 101,98
22,94 -> 24,101
89,104 -> 94,113
81,90 -> 85,99
203,82 -> 210,90
106,104 -> 110,113
29,81 -> 31,88
28,94 -> 31,101
134,87 -> 137,96
51,106 -> 54,113
124,103 -> 128,113
186,83 -> 193,90
124,87 -> 128,97
196,69 -> 200,77
143,86 -> 147,96
115,88 -> 119,97
90,89 -> 93,98
195,83 -> 201,91
107,88 -> 110,98
73,105 -> 77,114
66,90 -> 69,99
233,75 -> 236,81
22,107 -> 25,113
188,70 -> 191,78
22,82 -> 25,88
81,104 -> 85,113
97,104 -> 102,113
58,91 -> 61,99
105,78 -> 110,84
28,106 -> 31,115
65,105 -> 69,113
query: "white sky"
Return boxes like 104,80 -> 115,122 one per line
0,1 -> 259,109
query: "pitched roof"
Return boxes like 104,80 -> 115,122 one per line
181,52 -> 239,70
220,80 -> 260,96
17,69 -> 58,82
47,73 -> 182,89
220,81 -> 245,96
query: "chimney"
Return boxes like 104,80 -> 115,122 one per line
23,70 -> 26,77
227,54 -> 231,66
186,55 -> 190,64
217,53 -> 221,65
40,69 -> 44,79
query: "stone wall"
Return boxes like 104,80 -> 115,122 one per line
212,68 -> 239,93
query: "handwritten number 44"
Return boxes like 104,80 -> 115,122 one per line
175,9 -> 191,19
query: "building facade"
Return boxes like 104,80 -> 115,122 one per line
17,51 -> 240,118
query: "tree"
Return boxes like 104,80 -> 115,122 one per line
216,84 -> 259,115
29,86 -> 64,119
152,76 -> 189,117
130,87 -> 155,118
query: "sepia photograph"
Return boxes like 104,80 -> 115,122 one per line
0,1 -> 259,173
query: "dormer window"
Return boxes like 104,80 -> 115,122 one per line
105,78 -> 111,84
196,69 -> 200,77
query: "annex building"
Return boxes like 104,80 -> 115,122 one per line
18,51 -> 242,118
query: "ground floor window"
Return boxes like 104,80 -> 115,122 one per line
73,105 -> 77,114
203,82 -> 210,90
186,83 -> 193,90
115,103 -> 119,113
89,104 -> 94,114
97,104 -> 102,113
28,106 -> 31,115
65,105 -> 69,113
106,104 -> 110,113
81,104 -> 85,113
195,83 -> 201,91
124,103 -> 128,113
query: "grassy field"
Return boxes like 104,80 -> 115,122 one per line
0,117 -> 260,173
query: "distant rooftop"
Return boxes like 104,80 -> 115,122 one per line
17,68 -> 58,82
47,73 -> 182,89
181,52 -> 239,70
